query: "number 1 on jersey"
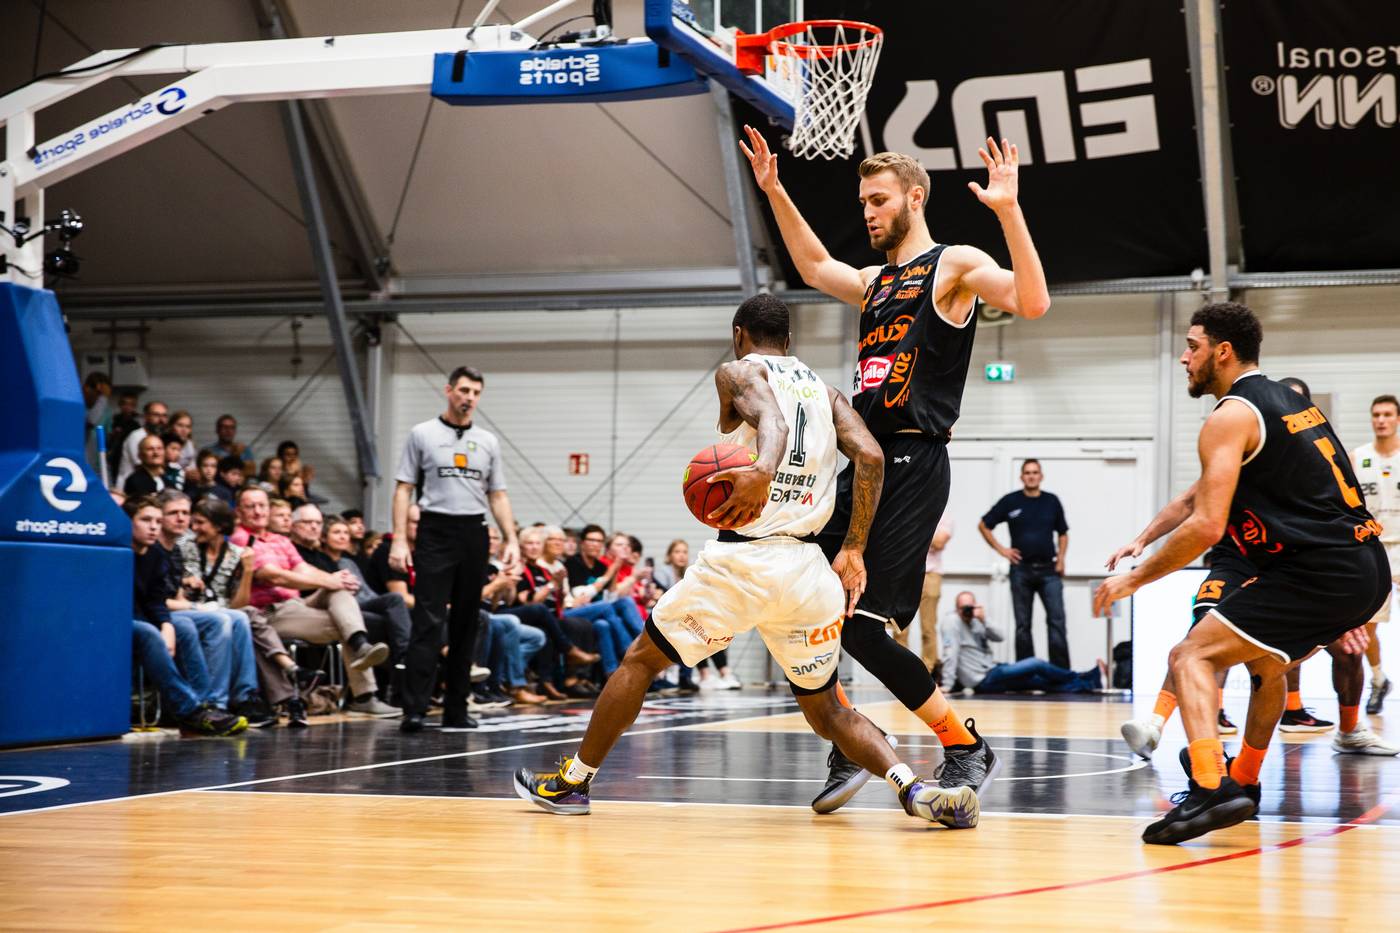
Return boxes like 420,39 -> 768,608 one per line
788,404 -> 808,468
1313,437 -> 1362,507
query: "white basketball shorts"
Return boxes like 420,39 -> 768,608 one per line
649,537 -> 846,692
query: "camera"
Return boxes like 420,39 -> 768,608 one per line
958,604 -> 976,620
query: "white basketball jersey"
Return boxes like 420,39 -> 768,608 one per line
1353,442 -> 1400,549
718,353 -> 838,538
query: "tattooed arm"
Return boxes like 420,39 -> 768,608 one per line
708,360 -> 788,529
829,387 -> 885,615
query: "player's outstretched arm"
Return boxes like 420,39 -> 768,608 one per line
943,138 -> 1051,320
707,361 -> 788,529
739,125 -> 877,307
1093,404 -> 1255,615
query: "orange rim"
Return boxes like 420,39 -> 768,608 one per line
734,19 -> 882,72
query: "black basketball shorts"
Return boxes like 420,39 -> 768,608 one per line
818,433 -> 949,629
1193,539 -> 1391,663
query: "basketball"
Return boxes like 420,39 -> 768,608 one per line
683,443 -> 758,526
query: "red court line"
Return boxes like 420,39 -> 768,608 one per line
714,797 -> 1396,933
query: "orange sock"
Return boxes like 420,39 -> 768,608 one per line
1340,705 -> 1359,733
930,711 -> 975,746
833,682 -> 854,710
1188,738 -> 1227,789
1230,742 -> 1268,786
1286,691 -> 1303,711
1151,690 -> 1177,727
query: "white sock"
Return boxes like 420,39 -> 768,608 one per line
564,756 -> 598,784
885,763 -> 916,793
1373,665 -> 1387,686
1149,713 -> 1166,730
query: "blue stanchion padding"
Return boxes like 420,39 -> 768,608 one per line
431,40 -> 708,106
0,284 -> 130,747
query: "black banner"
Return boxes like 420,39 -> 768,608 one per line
744,0 -> 1207,287
1221,1 -> 1400,271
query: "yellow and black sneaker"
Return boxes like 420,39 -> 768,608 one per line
178,705 -> 249,737
514,758 -> 592,815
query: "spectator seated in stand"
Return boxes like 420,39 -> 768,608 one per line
208,414 -> 257,475
341,509 -> 370,575
160,432 -> 188,491
277,440 -> 322,504
214,455 -> 245,504
267,497 -> 293,536
125,495 -> 247,737
107,390 -> 141,478
279,473 -> 309,511
189,449 -> 229,505
257,456 -> 284,495
154,489 -> 274,727
231,485 -> 399,718
181,496 -> 321,719
123,433 -> 170,498
476,527 -> 547,707
168,410 -> 197,476
940,591 -> 1104,696
116,399 -> 169,489
516,526 -> 601,699
562,523 -> 645,679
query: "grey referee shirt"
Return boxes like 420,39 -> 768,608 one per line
395,417 -> 507,516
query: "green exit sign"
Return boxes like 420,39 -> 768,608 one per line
984,361 -> 1016,383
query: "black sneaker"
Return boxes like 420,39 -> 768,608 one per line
810,732 -> 899,814
514,758 -> 592,815
179,706 -> 249,737
1279,707 -> 1333,732
1178,747 -> 1260,811
1217,709 -> 1238,735
400,712 -> 425,734
937,719 -> 1001,797
1143,776 -> 1257,844
1366,677 -> 1391,715
231,696 -> 277,729
441,710 -> 478,732
284,696 -> 309,729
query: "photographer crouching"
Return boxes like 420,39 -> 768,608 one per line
940,591 -> 1104,695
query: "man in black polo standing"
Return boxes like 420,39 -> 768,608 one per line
391,365 -> 520,734
978,459 -> 1071,668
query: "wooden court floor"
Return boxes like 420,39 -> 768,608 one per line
1,691 -> 1397,931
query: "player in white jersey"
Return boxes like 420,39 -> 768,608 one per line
1354,393 -> 1400,713
515,295 -> 980,827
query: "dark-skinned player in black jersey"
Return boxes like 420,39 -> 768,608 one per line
741,127 -> 1051,814
1094,302 -> 1388,844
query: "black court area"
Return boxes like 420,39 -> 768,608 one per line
2,692 -> 1397,827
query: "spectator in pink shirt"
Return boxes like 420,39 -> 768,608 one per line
231,486 -> 399,718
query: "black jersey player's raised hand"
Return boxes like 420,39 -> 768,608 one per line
967,137 -> 1019,213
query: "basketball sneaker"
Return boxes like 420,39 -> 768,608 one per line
1178,746 -> 1259,809
1279,707 -> 1333,732
937,719 -> 1001,797
178,706 -> 248,737
1366,676 -> 1390,715
1143,775 -> 1257,845
900,779 -> 980,829
514,758 -> 592,815
810,732 -> 898,814
1217,709 -> 1238,735
1121,719 -> 1162,760
1332,727 -> 1400,756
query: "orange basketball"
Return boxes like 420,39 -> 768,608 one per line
683,443 -> 758,527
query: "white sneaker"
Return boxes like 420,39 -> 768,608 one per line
1120,719 -> 1161,760
1332,727 -> 1400,756
470,665 -> 491,684
346,696 -> 402,718
698,678 -> 719,691
718,674 -> 742,690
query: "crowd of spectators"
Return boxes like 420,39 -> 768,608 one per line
93,382 -> 720,735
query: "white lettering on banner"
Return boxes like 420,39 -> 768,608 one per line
14,519 -> 108,537
1256,72 -> 1398,129
881,59 -> 1159,169
519,53 -> 601,87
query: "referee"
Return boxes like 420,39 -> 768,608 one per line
392,365 -> 519,733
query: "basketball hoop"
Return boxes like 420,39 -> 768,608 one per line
736,20 -> 883,160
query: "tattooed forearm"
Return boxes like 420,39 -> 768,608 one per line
716,361 -> 786,475
843,455 -> 883,551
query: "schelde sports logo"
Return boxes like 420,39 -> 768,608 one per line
519,54 -> 601,87
1251,43 -> 1399,129
12,457 -> 107,538
39,457 -> 85,512
31,85 -> 189,169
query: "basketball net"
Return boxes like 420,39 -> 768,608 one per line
766,21 -> 883,161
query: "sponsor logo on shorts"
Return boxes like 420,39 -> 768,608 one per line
807,620 -> 843,645
679,615 -> 733,646
790,652 -> 835,676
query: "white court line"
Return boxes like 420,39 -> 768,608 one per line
199,789 -> 1400,828
0,709 -> 794,820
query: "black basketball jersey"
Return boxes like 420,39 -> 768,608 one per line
852,244 -> 977,438
1218,372 -> 1383,565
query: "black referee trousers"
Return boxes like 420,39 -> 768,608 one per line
403,511 -> 489,716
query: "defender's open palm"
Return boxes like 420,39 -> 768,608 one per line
967,137 -> 1019,212
739,124 -> 780,194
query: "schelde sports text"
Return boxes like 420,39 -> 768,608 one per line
14,518 -> 109,536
